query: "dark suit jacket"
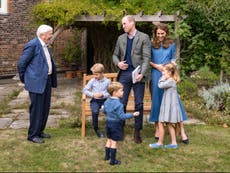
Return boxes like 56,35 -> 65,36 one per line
112,30 -> 151,76
18,38 -> 57,94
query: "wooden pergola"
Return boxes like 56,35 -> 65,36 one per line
51,11 -> 186,73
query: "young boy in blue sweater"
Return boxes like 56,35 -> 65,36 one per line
82,63 -> 111,138
102,82 -> 139,165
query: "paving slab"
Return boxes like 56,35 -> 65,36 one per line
1,113 -> 18,119
0,73 -> 78,129
0,118 -> 13,129
46,116 -> 59,128
15,113 -> 29,120
184,118 -> 206,125
9,119 -> 29,129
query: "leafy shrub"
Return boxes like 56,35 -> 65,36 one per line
198,82 -> 230,115
190,66 -> 219,88
178,76 -> 198,99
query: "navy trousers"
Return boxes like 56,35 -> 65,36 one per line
90,98 -> 106,130
118,70 -> 145,130
28,76 -> 52,139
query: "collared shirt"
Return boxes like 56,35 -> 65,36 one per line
128,29 -> 137,39
82,77 -> 111,99
38,38 -> 52,75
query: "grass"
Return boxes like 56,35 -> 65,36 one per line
0,89 -> 21,117
0,81 -> 229,172
0,122 -> 229,172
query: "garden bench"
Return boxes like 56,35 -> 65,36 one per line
81,72 -> 151,137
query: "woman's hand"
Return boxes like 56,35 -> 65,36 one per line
150,62 -> 163,72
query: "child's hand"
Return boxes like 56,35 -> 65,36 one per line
93,93 -> 103,99
133,111 -> 140,116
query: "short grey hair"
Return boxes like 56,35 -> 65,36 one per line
36,24 -> 53,37
122,15 -> 135,24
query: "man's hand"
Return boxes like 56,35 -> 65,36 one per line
117,61 -> 128,70
135,74 -> 143,82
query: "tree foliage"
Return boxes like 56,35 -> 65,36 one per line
178,0 -> 230,78
32,0 -> 230,78
33,0 -> 178,27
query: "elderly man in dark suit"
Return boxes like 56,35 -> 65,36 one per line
18,24 -> 57,144
112,15 -> 151,143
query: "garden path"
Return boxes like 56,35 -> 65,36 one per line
0,73 -> 205,130
0,73 -> 82,129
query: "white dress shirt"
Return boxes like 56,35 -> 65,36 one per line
38,38 -> 52,75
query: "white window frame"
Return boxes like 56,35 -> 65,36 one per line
0,0 -> 8,14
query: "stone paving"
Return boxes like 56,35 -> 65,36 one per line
0,73 -> 205,130
0,73 -> 81,129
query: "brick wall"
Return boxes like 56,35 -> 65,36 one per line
0,0 -> 75,78
0,0 -> 40,77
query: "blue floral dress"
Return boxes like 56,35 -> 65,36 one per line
149,43 -> 187,122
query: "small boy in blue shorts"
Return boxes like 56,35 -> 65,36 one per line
82,63 -> 111,138
102,81 -> 139,165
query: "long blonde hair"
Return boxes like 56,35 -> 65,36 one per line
164,63 -> 180,84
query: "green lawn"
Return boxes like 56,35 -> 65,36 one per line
0,123 -> 229,172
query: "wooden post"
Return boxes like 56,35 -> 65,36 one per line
174,11 -> 181,62
81,28 -> 87,74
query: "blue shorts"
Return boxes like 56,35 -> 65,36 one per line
106,121 -> 123,141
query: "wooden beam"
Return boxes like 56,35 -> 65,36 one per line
75,14 -> 178,22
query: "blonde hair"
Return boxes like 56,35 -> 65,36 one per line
107,82 -> 123,96
90,63 -> 104,73
164,63 -> 180,84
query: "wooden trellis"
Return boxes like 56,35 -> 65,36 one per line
51,11 -> 186,73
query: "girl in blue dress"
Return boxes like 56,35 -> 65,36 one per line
149,23 -> 189,144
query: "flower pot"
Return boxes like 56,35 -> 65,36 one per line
76,70 -> 83,78
65,71 -> 74,78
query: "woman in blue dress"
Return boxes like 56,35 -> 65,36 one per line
149,23 -> 189,144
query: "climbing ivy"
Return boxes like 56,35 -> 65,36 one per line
32,0 -> 178,27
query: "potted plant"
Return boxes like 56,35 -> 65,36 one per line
62,30 -> 82,78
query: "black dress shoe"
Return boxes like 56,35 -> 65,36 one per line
96,130 -> 104,138
134,136 -> 142,144
182,138 -> 189,144
110,160 -> 121,165
134,130 -> 142,144
40,133 -> 51,138
28,137 -> 44,144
